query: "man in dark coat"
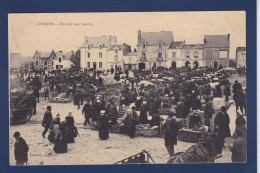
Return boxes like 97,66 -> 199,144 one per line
42,106 -> 53,138
230,130 -> 247,162
13,132 -> 29,165
106,100 -> 118,126
98,110 -> 110,140
233,111 -> 247,139
232,80 -> 242,94
92,100 -> 102,122
164,116 -> 179,157
125,106 -> 139,138
139,102 -> 149,124
204,98 -> 213,127
223,84 -> 231,102
32,95 -> 37,115
82,100 -> 92,126
214,106 -> 231,155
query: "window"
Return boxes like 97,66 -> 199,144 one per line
88,45 -> 91,49
99,62 -> 102,68
142,43 -> 146,49
158,52 -> 162,58
99,45 -> 102,49
209,61 -> 213,67
115,49 -> 118,54
99,52 -> 102,58
114,55 -> 119,62
44,61 -> 47,65
194,52 -> 199,58
36,61 -> 38,65
88,53 -> 90,58
142,53 -> 146,58
129,57 -> 132,63
87,62 -> 90,68
172,52 -> 176,58
59,58 -> 62,62
186,52 -> 190,58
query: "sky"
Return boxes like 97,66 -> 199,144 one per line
9,11 -> 246,59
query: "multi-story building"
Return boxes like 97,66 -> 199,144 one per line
236,47 -> 246,67
123,52 -> 138,70
137,30 -> 174,70
54,51 -> 74,70
203,34 -> 230,69
106,43 -> 131,72
80,35 -> 117,70
32,50 -> 56,71
180,44 -> 204,68
167,41 -> 183,68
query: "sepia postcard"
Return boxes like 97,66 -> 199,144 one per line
8,11 -> 247,166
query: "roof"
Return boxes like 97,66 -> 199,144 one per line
139,31 -> 174,46
107,44 -> 126,51
169,41 -> 184,49
204,35 -> 230,48
33,50 -> 55,59
81,35 -> 117,48
56,51 -> 73,60
181,44 -> 204,49
124,52 -> 137,56
236,47 -> 246,52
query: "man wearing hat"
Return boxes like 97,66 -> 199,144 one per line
214,106 -> 231,155
82,99 -> 92,126
99,110 -> 110,140
42,106 -> 53,138
125,106 -> 139,139
13,132 -> 29,165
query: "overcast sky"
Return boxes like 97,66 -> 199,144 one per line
9,11 -> 245,59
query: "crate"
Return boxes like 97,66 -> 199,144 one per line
142,127 -> 159,137
178,129 -> 202,143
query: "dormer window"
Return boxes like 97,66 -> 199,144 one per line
115,49 -> 118,54
88,44 -> 91,49
99,45 -> 102,49
59,58 -> 62,62
142,43 -> 146,49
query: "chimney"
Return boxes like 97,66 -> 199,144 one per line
138,30 -> 142,42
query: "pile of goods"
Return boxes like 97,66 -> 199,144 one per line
136,124 -> 159,137
48,93 -> 71,103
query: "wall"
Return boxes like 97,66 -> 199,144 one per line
236,51 -> 246,67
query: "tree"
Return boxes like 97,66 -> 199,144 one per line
229,59 -> 236,67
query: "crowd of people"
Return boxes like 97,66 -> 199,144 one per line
11,65 -> 247,165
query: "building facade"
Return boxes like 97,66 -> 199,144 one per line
32,50 -> 56,71
123,52 -> 138,70
203,34 -> 230,69
236,47 -> 246,67
137,30 -> 174,70
54,51 -> 74,70
106,44 -> 131,72
80,35 -> 117,70
180,44 -> 204,68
